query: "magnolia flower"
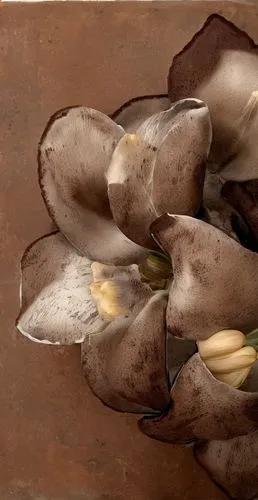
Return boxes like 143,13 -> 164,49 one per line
168,13 -> 258,248
17,13 -> 258,500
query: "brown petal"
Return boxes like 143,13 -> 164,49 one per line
111,94 -> 170,132
38,106 -> 146,265
168,14 -> 258,171
222,180 -> 258,245
138,98 -> 212,216
16,232 -> 104,345
107,100 -> 211,248
107,134 -> 158,248
81,291 -> 170,413
151,214 -> 258,341
195,432 -> 258,500
139,353 -> 258,443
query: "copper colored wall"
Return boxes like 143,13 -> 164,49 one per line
1,2 -> 257,499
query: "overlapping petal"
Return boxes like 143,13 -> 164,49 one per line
16,232 -> 103,344
168,13 -> 258,179
81,291 -> 170,413
139,354 -> 258,443
195,431 -> 258,500
16,232 -> 149,345
111,94 -> 170,132
151,214 -> 258,341
107,99 -> 211,248
38,106 -> 146,265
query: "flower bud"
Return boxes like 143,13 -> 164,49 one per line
215,366 -> 252,388
204,345 -> 257,374
198,329 -> 245,360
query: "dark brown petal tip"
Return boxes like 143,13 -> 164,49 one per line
111,94 -> 170,133
16,232 -> 104,345
81,291 -> 170,413
38,106 -> 146,265
195,432 -> 258,500
139,353 -> 258,443
168,14 -> 258,168
151,214 -> 258,341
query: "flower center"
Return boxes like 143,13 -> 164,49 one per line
138,251 -> 173,290
90,280 -> 129,322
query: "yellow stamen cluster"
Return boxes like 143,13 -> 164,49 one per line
90,262 -> 129,322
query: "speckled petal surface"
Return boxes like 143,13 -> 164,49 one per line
195,431 -> 258,500
168,14 -> 258,175
38,106 -> 146,265
107,134 -> 158,249
16,232 -> 103,345
108,99 -> 211,248
81,291 -> 170,414
151,214 -> 258,341
138,98 -> 212,216
139,354 -> 258,443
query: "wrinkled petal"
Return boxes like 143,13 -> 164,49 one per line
222,179 -> 258,246
16,232 -> 103,345
168,14 -> 258,175
81,291 -> 170,413
139,354 -> 258,443
151,214 -> 258,341
38,106 -> 146,265
195,432 -> 258,500
111,94 -> 170,132
107,99 -> 211,248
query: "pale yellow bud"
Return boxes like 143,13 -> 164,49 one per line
215,366 -> 252,388
204,345 -> 257,374
198,329 -> 245,360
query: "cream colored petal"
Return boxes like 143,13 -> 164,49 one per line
17,232 -> 104,345
111,94 -> 170,133
39,106 -> 146,265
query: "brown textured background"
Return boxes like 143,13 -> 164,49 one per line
1,2 -> 258,499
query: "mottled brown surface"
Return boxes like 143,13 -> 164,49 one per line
195,432 -> 258,500
151,214 -> 258,341
139,354 -> 258,443
2,2 -> 258,499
